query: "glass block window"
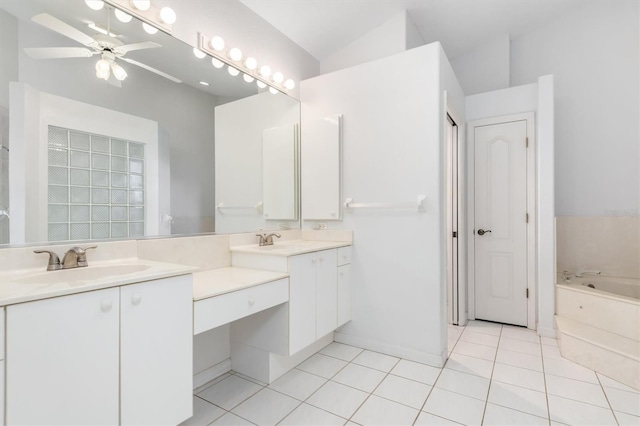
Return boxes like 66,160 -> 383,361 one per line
47,126 -> 145,241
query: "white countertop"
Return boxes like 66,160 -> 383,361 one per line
230,239 -> 351,257
193,267 -> 289,301
0,258 -> 196,307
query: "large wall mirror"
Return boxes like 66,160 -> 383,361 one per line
0,0 -> 300,246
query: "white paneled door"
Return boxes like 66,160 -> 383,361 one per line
474,119 -> 529,326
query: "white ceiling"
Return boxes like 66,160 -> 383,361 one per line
239,0 -> 586,60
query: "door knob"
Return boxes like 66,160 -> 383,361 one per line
477,229 -> 492,236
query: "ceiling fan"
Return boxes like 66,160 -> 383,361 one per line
24,13 -> 182,86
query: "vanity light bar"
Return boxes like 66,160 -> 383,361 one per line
198,32 -> 292,95
102,0 -> 174,34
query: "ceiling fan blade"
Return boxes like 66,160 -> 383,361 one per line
120,57 -> 182,83
116,42 -> 162,54
31,13 -> 98,48
24,47 -> 95,60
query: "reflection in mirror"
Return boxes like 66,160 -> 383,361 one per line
0,0 -> 300,246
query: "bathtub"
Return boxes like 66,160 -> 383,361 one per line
556,276 -> 639,341
556,276 -> 640,390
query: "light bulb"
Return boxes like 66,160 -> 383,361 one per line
211,58 -> 224,69
244,57 -> 257,70
159,7 -> 176,25
114,8 -> 132,23
272,72 -> 284,84
111,62 -> 127,81
269,87 -> 279,95
142,22 -> 158,35
95,58 -> 110,73
199,81 -> 210,86
228,66 -> 240,76
95,60 -> 110,80
243,74 -> 254,83
256,80 -> 267,89
284,79 -> 295,90
209,36 -> 225,51
130,0 -> 150,11
193,48 -> 206,59
228,47 -> 242,61
259,65 -> 271,78
85,0 -> 104,11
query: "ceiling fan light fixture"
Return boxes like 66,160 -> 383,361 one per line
85,0 -> 105,11
111,62 -> 128,81
130,0 -> 151,11
95,58 -> 110,73
142,22 -> 158,35
158,7 -> 177,25
114,8 -> 133,23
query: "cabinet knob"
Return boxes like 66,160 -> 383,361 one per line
319,257 -> 324,263
101,299 -> 113,312
248,297 -> 255,306
132,293 -> 142,306
311,258 -> 317,264
339,272 -> 344,277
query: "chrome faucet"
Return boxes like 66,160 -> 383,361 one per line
255,233 -> 281,246
34,245 -> 97,271
575,270 -> 601,278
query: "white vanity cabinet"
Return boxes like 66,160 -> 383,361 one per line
289,249 -> 338,354
5,275 -> 192,426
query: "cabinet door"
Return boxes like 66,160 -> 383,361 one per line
316,249 -> 338,337
289,252 -> 317,354
120,275 -> 193,426
6,288 -> 120,425
337,264 -> 351,327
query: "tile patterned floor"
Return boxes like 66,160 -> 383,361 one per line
182,321 -> 640,425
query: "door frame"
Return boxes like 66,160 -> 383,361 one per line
467,112 -> 536,329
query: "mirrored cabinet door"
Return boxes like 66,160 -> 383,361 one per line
301,115 -> 342,221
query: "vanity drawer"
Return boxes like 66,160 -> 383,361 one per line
194,278 -> 289,335
337,246 -> 351,266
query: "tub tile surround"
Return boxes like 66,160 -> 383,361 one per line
183,321 -> 639,426
556,215 -> 640,279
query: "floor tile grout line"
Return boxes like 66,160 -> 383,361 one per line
344,356 -> 402,424
595,371 -> 622,425
479,323 -> 502,425
537,332 -> 553,426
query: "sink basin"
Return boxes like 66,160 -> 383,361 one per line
14,264 -> 151,285
258,242 -> 315,251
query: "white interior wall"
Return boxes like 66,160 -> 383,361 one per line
510,0 -> 639,216
215,92 -> 300,233
321,11 -> 423,75
450,34 -> 510,96
302,42 -> 463,366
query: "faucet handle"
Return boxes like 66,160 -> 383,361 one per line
34,250 -> 62,271
76,245 -> 97,266
255,234 -> 266,246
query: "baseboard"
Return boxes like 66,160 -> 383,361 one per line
334,331 -> 446,368
193,358 -> 232,390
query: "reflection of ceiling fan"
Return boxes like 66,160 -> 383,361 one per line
24,13 -> 182,86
